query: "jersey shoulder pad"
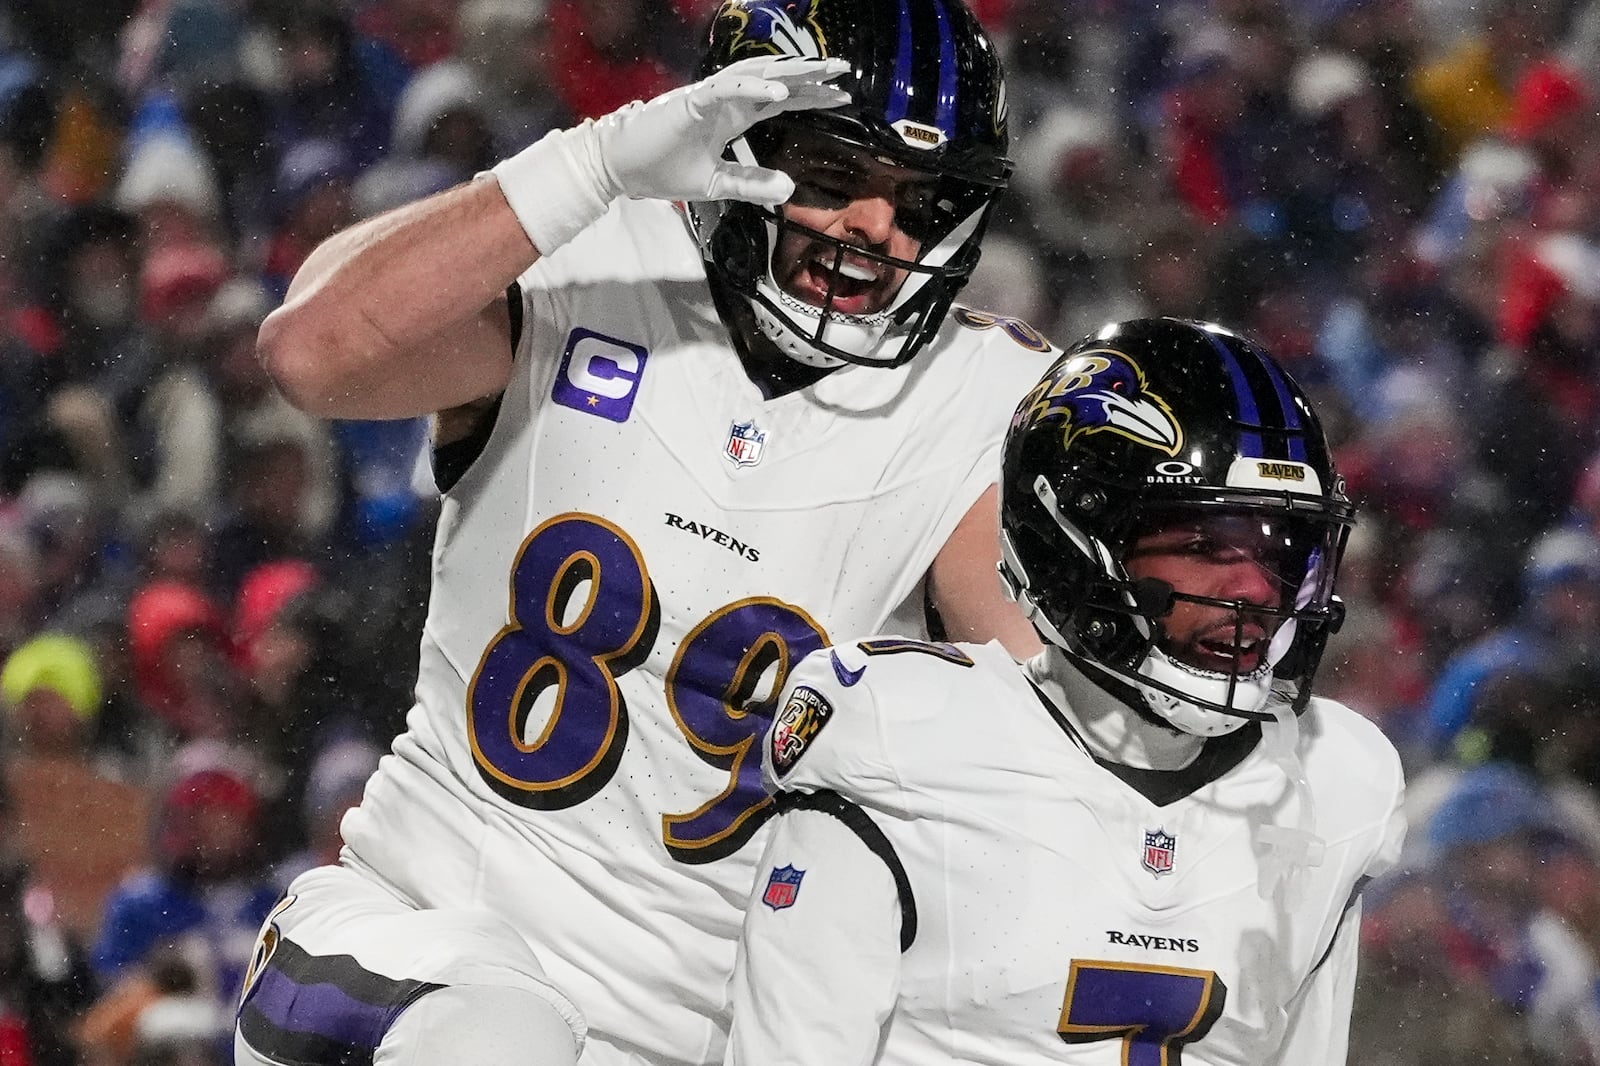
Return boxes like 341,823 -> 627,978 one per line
1305,696 -> 1404,795
947,305 -> 1058,356
937,306 -> 1064,419
763,637 -> 999,794
1304,696 -> 1407,848
519,198 -> 692,291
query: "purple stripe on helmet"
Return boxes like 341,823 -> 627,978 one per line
888,0 -> 914,123
1204,331 -> 1265,457
1255,349 -> 1308,461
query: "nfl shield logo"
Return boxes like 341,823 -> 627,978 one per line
1142,829 -> 1176,877
724,419 -> 767,467
762,864 -> 805,910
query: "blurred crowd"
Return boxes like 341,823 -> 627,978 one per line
0,0 -> 1595,1063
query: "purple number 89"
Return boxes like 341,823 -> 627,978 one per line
466,512 -> 828,861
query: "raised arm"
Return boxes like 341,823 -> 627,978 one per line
258,179 -> 531,420
258,56 -> 851,421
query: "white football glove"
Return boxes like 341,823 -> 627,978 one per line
490,56 -> 851,256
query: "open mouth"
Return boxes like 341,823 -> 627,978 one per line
795,251 -> 885,316
1188,625 -> 1271,675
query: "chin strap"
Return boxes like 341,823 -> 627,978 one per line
1255,701 -> 1325,905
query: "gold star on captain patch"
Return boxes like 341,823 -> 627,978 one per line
587,395 -> 599,406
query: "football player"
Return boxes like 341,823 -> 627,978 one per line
727,318 -> 1407,1066
236,2 -> 1051,1065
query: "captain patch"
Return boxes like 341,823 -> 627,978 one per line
770,685 -> 833,776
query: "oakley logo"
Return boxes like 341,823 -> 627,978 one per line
1150,460 -> 1203,485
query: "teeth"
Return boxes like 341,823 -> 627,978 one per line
1206,639 -> 1258,653
816,257 -> 876,283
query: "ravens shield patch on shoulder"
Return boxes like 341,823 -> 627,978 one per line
770,685 -> 834,776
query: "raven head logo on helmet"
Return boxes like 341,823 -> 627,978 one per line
1016,349 -> 1184,457
999,318 -> 1355,737
727,0 -> 828,58
687,0 -> 1011,370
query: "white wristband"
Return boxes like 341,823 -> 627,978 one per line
487,121 -> 619,257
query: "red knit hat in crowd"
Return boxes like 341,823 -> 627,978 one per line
232,559 -> 320,673
167,766 -> 261,823
1505,60 -> 1593,143
126,578 -> 228,716
139,239 -> 228,323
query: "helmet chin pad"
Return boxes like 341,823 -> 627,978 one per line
751,282 -> 888,368
1133,644 -> 1274,737
1126,580 -> 1314,736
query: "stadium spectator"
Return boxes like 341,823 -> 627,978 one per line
0,853 -> 96,1066
1411,0 -> 1562,159
270,738 -> 382,891
1427,528 -> 1600,753
90,757 -> 277,1010
1414,764 -> 1600,1063
1,633 -> 152,942
453,0 -> 572,156
124,579 -> 236,744
545,0 -> 679,118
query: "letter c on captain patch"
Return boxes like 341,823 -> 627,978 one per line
551,327 -> 649,423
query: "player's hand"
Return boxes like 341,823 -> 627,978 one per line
594,56 -> 851,207
489,56 -> 848,256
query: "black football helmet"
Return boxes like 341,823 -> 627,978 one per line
999,318 -> 1355,736
687,0 -> 1011,369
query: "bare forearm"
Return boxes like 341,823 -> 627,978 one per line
930,484 -> 1044,659
259,56 -> 850,421
259,177 -> 534,420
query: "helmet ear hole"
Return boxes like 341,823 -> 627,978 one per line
1070,603 -> 1146,665
709,208 -> 763,295
1073,490 -> 1106,517
1076,611 -> 1120,654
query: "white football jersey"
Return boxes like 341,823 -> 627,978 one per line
339,197 -> 1055,1066
728,639 -> 1407,1066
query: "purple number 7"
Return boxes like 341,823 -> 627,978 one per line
1058,960 -> 1227,1066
